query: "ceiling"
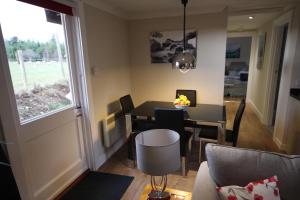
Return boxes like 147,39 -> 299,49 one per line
94,0 -> 300,19
228,12 -> 281,32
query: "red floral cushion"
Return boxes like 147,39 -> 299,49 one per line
216,176 -> 280,200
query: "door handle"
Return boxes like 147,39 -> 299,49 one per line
74,105 -> 82,117
75,105 -> 81,109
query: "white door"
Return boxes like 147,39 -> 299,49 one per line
0,1 -> 88,199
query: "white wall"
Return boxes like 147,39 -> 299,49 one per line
275,7 -> 300,151
247,22 -> 273,120
129,11 -> 228,106
226,36 -> 252,67
83,4 -> 132,168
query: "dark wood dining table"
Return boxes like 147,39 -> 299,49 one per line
130,101 -> 227,143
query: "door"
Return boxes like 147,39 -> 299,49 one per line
272,24 -> 288,126
0,1 -> 87,199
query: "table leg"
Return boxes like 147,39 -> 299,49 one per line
217,122 -> 226,144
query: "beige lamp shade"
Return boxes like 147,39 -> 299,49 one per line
135,129 -> 181,176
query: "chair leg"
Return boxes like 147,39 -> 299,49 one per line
188,135 -> 193,152
199,139 -> 202,164
181,157 -> 187,176
127,133 -> 137,168
133,160 -> 136,168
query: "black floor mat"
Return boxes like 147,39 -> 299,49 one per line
60,172 -> 134,200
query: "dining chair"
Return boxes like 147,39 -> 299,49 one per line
119,94 -> 135,115
154,108 -> 194,176
119,94 -> 154,131
176,89 -> 197,107
198,99 -> 246,162
119,95 -> 155,163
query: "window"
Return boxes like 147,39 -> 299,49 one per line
0,0 -> 75,123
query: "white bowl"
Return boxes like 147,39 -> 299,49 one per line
174,105 -> 189,110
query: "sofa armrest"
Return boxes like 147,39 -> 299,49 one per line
205,143 -> 300,200
192,161 -> 219,200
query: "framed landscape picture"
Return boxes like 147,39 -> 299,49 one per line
226,43 -> 241,58
150,30 -> 197,63
257,32 -> 267,69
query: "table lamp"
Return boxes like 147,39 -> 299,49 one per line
135,129 -> 181,199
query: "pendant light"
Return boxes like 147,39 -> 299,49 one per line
172,0 -> 196,73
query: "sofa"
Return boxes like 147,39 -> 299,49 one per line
192,144 -> 300,200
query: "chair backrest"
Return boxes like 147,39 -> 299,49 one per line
176,89 -> 197,107
119,95 -> 135,114
155,108 -> 187,156
232,99 -> 246,146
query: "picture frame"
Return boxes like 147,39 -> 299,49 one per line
256,32 -> 267,69
150,30 -> 197,64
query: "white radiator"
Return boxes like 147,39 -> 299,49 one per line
102,112 -> 131,148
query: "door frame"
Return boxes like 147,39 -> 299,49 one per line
0,25 -> 31,200
262,10 -> 295,150
74,0 -> 97,170
226,31 -> 258,103
263,11 -> 293,127
71,1 -> 96,170
0,1 -> 95,199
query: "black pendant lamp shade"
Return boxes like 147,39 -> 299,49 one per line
172,0 -> 196,72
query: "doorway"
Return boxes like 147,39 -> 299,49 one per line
224,36 -> 252,101
271,24 -> 289,127
0,1 -> 88,199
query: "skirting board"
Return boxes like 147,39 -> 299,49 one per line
273,136 -> 286,150
247,100 -> 264,123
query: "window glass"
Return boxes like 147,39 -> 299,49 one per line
0,0 -> 74,123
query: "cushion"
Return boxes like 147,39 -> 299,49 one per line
205,144 -> 300,200
217,176 -> 280,200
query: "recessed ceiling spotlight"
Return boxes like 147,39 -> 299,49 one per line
249,16 -> 254,20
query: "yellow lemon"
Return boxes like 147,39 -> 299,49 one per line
179,95 -> 187,101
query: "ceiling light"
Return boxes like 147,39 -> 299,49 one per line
172,0 -> 196,73
248,16 -> 254,20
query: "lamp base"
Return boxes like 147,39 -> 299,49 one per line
148,190 -> 170,200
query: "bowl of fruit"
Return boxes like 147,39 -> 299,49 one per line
174,95 -> 190,110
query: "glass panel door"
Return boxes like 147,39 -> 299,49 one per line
0,0 -> 75,123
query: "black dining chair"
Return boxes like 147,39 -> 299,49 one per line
119,94 -> 154,131
176,89 -> 197,107
227,99 -> 246,146
119,94 -> 155,162
119,95 -> 135,115
198,99 -> 246,162
155,108 -> 194,176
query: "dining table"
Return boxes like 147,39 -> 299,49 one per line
130,101 -> 227,144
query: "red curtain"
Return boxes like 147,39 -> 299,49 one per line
17,0 -> 73,16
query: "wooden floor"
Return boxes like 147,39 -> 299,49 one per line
98,101 -> 281,200
225,101 -> 281,152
